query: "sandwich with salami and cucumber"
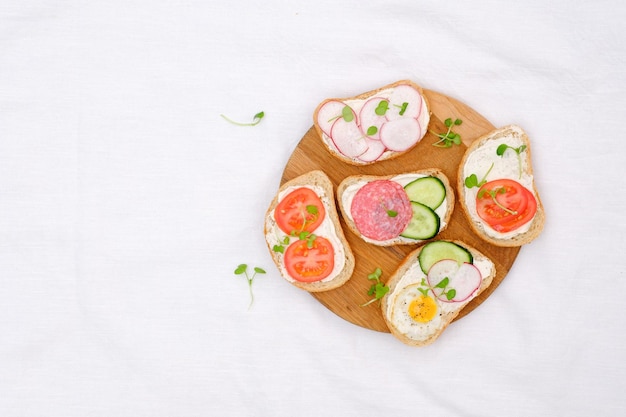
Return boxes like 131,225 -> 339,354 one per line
336,169 -> 454,246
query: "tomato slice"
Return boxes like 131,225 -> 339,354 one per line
274,187 -> 326,234
284,236 -> 335,282
476,179 -> 537,233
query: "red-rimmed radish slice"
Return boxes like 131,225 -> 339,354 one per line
379,118 -> 422,151
357,138 -> 387,162
330,117 -> 368,158
316,100 -> 347,136
427,259 -> 482,303
358,97 -> 388,140
386,84 -> 423,120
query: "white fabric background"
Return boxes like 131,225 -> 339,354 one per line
1,1 -> 625,416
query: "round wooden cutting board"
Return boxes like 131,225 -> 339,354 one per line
280,89 -> 520,333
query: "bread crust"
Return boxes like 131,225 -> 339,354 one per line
312,79 -> 431,166
457,125 -> 545,247
336,169 -> 454,246
381,240 -> 496,347
264,170 -> 355,292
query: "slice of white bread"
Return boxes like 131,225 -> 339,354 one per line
313,80 -> 431,165
457,125 -> 545,247
381,240 -> 496,347
336,169 -> 454,246
264,170 -> 355,292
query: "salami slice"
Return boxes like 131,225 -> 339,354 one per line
350,180 -> 412,241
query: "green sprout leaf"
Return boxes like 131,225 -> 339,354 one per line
361,268 -> 389,307
479,187 -> 518,215
272,234 -> 290,254
220,111 -> 265,126
417,276 -> 458,302
464,162 -> 494,189
234,264 -> 247,275
375,100 -> 389,116
435,277 -> 449,289
341,105 -> 354,122
234,263 -> 266,309
464,174 -> 479,188
306,204 -> 319,216
496,143 -> 527,179
367,126 -> 378,136
430,117 -> 463,148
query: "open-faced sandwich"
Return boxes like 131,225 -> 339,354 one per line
337,169 -> 454,246
381,240 -> 496,347
313,80 -> 430,165
458,124 -> 545,247
264,170 -> 355,292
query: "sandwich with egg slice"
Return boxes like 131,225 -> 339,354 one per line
381,240 -> 496,347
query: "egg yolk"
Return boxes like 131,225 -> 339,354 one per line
408,295 -> 437,323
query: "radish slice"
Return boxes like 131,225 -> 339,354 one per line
316,100 -> 347,137
358,97 -> 388,140
357,138 -> 387,162
330,117 -> 368,158
379,118 -> 422,151
386,84 -> 423,120
427,259 -> 482,303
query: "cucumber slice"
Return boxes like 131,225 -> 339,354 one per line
404,176 -> 446,210
418,241 -> 473,274
400,202 -> 440,240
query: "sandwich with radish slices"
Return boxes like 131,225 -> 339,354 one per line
381,240 -> 496,347
313,80 -> 431,165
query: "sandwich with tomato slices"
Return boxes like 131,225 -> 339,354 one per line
264,170 -> 355,292
458,125 -> 545,247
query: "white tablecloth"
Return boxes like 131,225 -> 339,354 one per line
2,1 -> 625,416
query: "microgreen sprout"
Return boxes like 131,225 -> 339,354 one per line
418,277 -> 456,300
464,162 -> 494,189
433,277 -> 457,301
478,187 -> 518,215
367,126 -> 378,136
341,105 -> 354,122
220,111 -> 265,126
302,205 -> 319,230
375,100 -> 389,116
234,264 -> 266,309
380,199 -> 398,217
430,118 -> 463,147
396,101 -> 409,116
496,143 -> 527,179
361,268 -> 389,306
272,234 -> 290,254
271,204 -> 319,253
296,231 -> 317,248
326,105 -> 356,124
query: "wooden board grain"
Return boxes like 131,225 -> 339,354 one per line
280,89 -> 520,333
